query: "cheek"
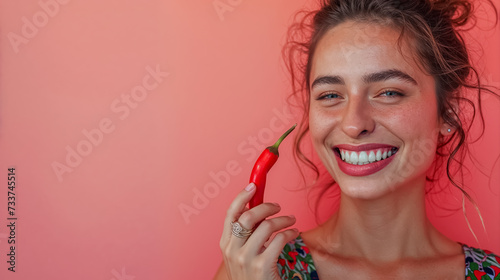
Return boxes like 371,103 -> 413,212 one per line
383,102 -> 440,166
308,105 -> 337,144
393,102 -> 440,137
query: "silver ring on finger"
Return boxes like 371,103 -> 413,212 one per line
231,221 -> 253,238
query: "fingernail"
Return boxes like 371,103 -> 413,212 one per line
289,215 -> 296,219
273,203 -> 281,208
245,183 -> 256,192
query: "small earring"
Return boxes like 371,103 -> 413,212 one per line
447,128 -> 452,133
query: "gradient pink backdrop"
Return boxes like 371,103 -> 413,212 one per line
0,0 -> 498,279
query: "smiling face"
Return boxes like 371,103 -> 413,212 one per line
309,20 -> 445,199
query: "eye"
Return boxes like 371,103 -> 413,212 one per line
378,90 -> 404,97
317,92 -> 341,100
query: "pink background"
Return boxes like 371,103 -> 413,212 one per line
0,0 -> 498,279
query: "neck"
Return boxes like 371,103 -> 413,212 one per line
321,179 -> 442,263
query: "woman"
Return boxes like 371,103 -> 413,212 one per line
216,0 -> 500,279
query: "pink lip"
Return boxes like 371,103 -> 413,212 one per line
333,143 -> 398,177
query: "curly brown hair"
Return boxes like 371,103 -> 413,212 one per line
283,0 -> 499,233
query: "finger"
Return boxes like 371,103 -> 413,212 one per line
263,228 -> 300,261
243,215 -> 297,256
221,183 -> 257,245
226,201 -> 282,250
237,202 -> 282,230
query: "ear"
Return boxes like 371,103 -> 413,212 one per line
440,123 -> 454,135
439,100 -> 459,135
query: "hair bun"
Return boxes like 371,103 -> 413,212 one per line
430,0 -> 473,27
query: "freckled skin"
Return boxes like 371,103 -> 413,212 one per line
305,21 -> 464,279
309,20 -> 442,199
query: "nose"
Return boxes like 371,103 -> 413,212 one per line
340,95 -> 375,139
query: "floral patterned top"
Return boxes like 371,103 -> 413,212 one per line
277,235 -> 500,280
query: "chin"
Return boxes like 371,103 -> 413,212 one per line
339,184 -> 392,200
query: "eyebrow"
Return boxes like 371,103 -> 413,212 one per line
310,69 -> 418,89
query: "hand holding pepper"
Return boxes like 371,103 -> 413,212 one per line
215,125 -> 299,280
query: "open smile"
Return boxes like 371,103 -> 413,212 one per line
332,144 -> 399,176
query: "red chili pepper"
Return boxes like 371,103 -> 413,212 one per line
249,124 -> 296,209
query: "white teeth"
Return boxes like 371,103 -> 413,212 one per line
338,148 -> 397,165
368,151 -> 376,163
350,151 -> 358,165
358,151 -> 368,165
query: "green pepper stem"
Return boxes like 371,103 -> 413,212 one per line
268,124 -> 297,155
